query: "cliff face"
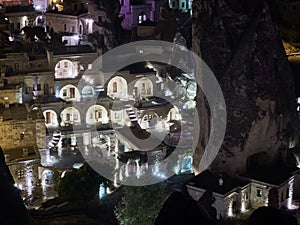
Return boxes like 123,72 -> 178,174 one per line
192,0 -> 296,175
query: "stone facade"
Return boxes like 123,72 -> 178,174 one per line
0,52 -> 49,76
186,171 -> 251,219
0,88 -> 20,104
4,10 -> 35,30
186,170 -> 296,219
7,158 -> 40,191
0,104 -> 46,150
46,12 -> 90,35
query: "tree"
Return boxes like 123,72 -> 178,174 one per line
114,182 -> 169,225
57,163 -> 108,202
21,26 -> 48,42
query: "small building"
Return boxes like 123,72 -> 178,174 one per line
242,166 -> 296,210
45,0 -> 111,38
186,167 -> 298,219
3,5 -> 36,31
0,103 -> 46,150
169,0 -> 192,13
119,0 -> 167,30
186,170 -> 251,219
2,143 -> 41,198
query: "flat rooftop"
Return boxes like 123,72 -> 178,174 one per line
186,170 -> 250,195
241,165 -> 296,186
48,45 -> 97,55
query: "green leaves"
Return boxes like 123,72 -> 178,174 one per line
114,183 -> 170,225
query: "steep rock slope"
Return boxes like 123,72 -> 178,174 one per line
192,0 -> 296,175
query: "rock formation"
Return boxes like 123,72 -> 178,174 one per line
192,0 -> 297,175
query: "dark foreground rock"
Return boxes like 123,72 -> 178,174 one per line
0,147 -> 31,225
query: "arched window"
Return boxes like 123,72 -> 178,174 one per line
86,105 -> 109,125
134,78 -> 153,97
107,76 -> 128,99
43,110 -> 58,127
82,86 -> 95,97
59,85 -> 81,101
60,107 -> 81,126
55,59 -> 78,79
138,12 -> 146,24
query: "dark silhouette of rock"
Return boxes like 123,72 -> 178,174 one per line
154,190 -> 218,225
197,190 -> 217,221
153,3 -> 177,42
0,147 -> 30,225
192,0 -> 297,175
247,206 -> 299,225
268,187 -> 280,209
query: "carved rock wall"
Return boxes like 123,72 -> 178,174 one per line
192,0 -> 296,175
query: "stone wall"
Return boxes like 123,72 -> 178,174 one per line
0,117 -> 46,150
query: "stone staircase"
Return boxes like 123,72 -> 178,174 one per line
48,131 -> 61,149
124,105 -> 139,127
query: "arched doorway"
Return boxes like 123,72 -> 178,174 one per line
167,106 -> 181,121
86,105 -> 109,125
55,59 -> 78,79
82,85 -> 95,98
35,15 -> 46,29
59,85 -> 81,101
133,77 -> 153,98
60,107 -> 81,126
107,76 -> 128,99
139,112 -> 159,129
43,109 -> 58,127
42,169 -> 54,185
138,12 -> 147,24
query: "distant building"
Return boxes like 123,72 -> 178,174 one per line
2,137 -> 41,203
277,0 -> 300,43
3,9 -> 35,31
45,0 -> 111,38
0,0 -> 32,7
169,0 -> 192,13
119,0 -> 167,30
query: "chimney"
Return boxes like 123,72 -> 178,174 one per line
4,97 -> 9,108
22,148 -> 28,157
4,154 -> 10,163
219,177 -> 223,186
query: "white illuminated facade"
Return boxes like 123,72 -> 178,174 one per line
43,109 -> 58,128
59,85 -> 81,102
60,107 -> 81,126
86,105 -> 109,125
55,60 -> 78,79
186,170 -> 298,219
107,76 -> 128,100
